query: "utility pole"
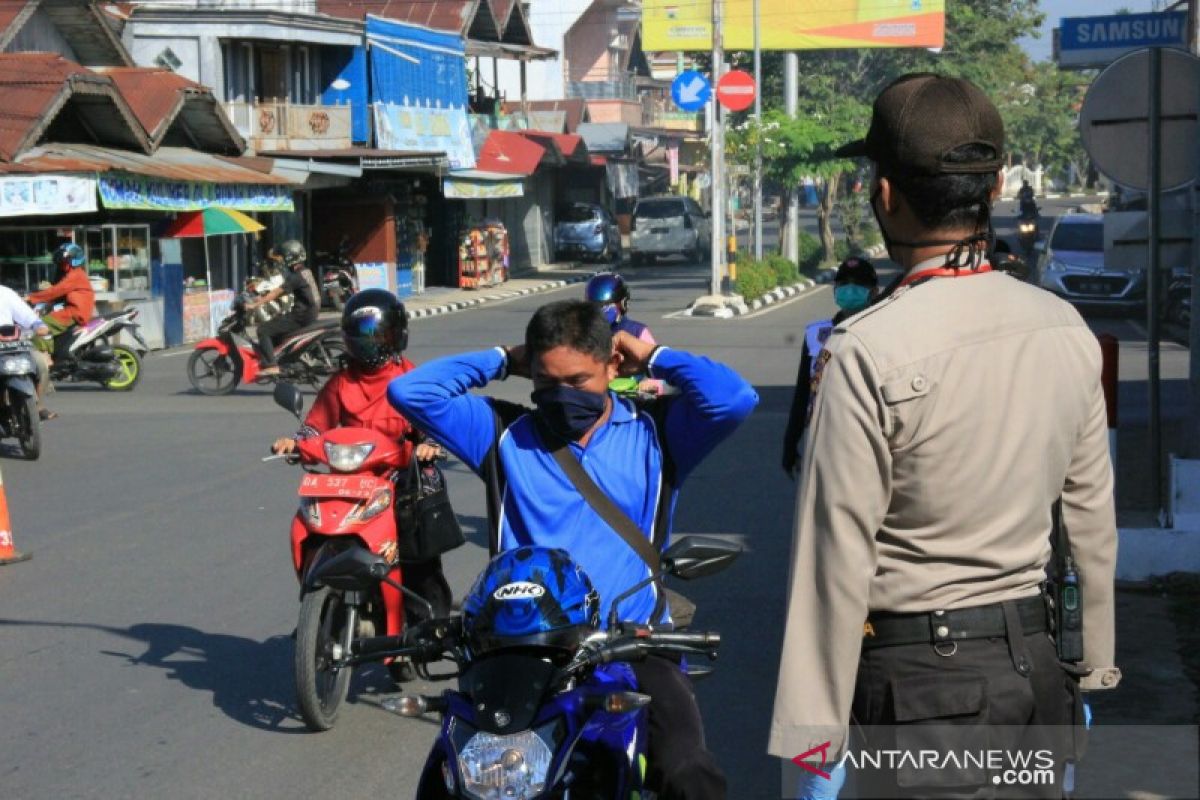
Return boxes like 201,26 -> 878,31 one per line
753,0 -> 763,260
784,52 -> 799,264
709,0 -> 725,296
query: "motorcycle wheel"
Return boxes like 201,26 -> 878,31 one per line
302,337 -> 346,384
104,346 -> 142,391
295,586 -> 356,732
16,393 -> 40,461
187,348 -> 239,396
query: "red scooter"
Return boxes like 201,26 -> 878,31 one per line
269,383 -> 426,732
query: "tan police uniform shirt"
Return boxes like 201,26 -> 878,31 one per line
768,259 -> 1121,762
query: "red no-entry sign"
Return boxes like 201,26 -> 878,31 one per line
716,70 -> 756,112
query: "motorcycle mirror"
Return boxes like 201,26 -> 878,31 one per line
273,382 -> 304,419
662,536 -> 742,581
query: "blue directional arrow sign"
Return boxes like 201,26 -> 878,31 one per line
671,70 -> 711,112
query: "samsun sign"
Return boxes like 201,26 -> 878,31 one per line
716,70 -> 756,112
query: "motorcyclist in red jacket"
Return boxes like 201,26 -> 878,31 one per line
272,289 -> 451,617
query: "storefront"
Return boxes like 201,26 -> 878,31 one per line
0,144 -> 296,348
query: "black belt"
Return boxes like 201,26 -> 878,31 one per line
862,596 -> 1048,651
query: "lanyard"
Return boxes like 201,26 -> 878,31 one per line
898,262 -> 993,289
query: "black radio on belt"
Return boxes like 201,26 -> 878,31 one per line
1050,499 -> 1084,663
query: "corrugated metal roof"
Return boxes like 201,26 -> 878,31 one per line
520,131 -> 584,159
501,99 -> 589,134
318,0 -> 472,33
0,0 -> 34,48
97,68 -> 201,137
475,130 -> 544,176
3,143 -> 294,185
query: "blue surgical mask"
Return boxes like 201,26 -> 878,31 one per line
531,386 -> 608,441
834,284 -> 871,312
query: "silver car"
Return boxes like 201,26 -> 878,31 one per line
1038,213 -> 1145,310
630,196 -> 711,265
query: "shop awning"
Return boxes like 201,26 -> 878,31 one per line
443,170 -> 525,199
475,130 -> 545,176
4,142 -> 296,212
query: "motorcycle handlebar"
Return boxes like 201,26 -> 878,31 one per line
585,630 -> 721,666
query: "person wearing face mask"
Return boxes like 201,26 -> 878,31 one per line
781,257 -> 878,479
769,73 -> 1118,798
388,299 -> 757,800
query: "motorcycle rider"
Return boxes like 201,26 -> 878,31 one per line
0,284 -> 55,420
246,239 -> 319,377
28,243 -> 96,418
586,272 -> 664,397
389,299 -> 759,799
1018,179 -> 1038,218
271,289 -> 451,617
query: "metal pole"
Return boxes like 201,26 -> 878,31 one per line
784,52 -> 799,264
1190,0 -> 1200,459
1148,46 -> 1165,519
753,0 -> 762,261
710,0 -> 725,296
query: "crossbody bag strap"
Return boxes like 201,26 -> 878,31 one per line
540,426 -> 662,572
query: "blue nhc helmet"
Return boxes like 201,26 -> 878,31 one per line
462,546 -> 600,657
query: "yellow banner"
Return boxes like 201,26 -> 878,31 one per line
643,0 -> 945,51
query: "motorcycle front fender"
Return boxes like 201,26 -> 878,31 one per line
2,376 -> 36,398
194,337 -> 229,355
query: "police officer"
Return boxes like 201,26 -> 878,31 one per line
768,73 -> 1120,798
781,257 -> 878,479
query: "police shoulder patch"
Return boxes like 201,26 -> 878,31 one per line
806,348 -> 834,424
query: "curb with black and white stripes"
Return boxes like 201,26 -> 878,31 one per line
407,273 -> 594,320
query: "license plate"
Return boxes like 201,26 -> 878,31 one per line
651,227 -> 669,234
1078,282 -> 1112,294
299,474 -> 386,499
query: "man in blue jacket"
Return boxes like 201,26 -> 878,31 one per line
389,299 -> 757,800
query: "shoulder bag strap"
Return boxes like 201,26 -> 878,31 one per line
534,418 -> 661,573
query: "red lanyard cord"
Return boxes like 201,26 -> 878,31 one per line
898,262 -> 993,289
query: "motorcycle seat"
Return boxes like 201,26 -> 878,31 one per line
99,309 -> 132,321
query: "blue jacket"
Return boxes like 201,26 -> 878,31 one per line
388,346 -> 757,626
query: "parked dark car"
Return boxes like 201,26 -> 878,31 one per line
1037,213 -> 1145,310
554,203 -> 621,262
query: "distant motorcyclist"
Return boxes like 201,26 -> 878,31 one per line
1018,179 -> 1038,218
585,273 -> 664,396
271,289 -> 451,616
0,284 -> 55,420
246,239 -> 319,377
29,243 -> 95,358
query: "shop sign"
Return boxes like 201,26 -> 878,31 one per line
443,177 -> 525,200
373,102 -> 476,171
0,175 -> 97,218
354,263 -> 390,292
99,177 -> 294,212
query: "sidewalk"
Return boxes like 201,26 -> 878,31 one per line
317,263 -> 597,323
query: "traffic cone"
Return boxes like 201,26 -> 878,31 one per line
0,465 -> 30,566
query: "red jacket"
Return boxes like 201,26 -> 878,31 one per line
28,268 -> 96,326
299,358 -> 421,465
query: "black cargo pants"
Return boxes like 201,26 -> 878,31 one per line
849,616 -> 1086,798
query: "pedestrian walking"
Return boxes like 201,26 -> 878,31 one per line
768,73 -> 1120,799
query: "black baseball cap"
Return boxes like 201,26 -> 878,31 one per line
835,73 -> 1005,176
835,257 -> 877,286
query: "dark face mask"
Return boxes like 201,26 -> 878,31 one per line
531,386 -> 608,441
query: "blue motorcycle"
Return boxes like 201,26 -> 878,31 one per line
311,536 -> 739,798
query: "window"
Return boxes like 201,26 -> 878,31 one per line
1050,222 -> 1103,252
561,204 -> 599,223
154,47 -> 182,71
634,199 -> 685,219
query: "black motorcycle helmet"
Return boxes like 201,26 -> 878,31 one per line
278,239 -> 306,268
341,289 -> 408,369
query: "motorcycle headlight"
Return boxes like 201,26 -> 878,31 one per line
457,729 -> 555,799
324,442 -> 374,472
1,355 -> 33,374
345,488 -> 392,526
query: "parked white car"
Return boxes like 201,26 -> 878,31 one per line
629,196 -> 711,265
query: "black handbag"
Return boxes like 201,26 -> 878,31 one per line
396,458 -> 465,563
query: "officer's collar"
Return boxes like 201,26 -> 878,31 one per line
607,392 -> 639,424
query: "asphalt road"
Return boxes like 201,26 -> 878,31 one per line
0,259 -> 840,799
0,195 -> 1175,799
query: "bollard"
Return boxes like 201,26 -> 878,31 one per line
1097,333 -> 1119,478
